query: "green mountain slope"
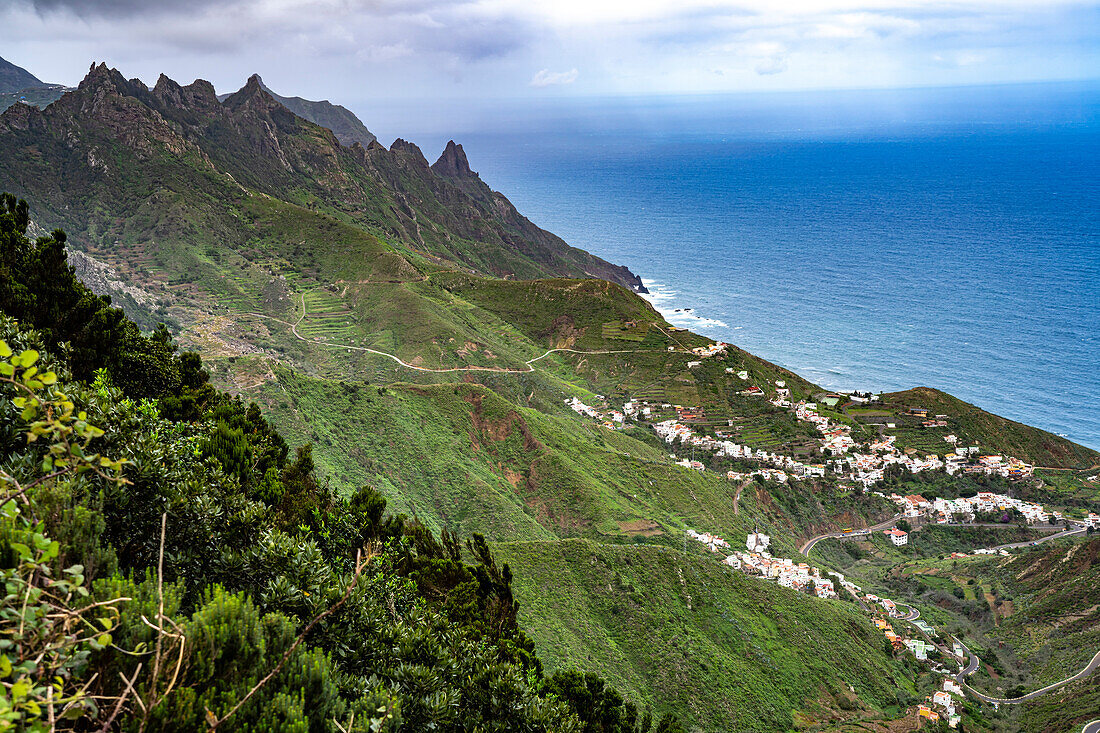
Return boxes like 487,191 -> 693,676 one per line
497,539 -> 914,732
992,539 -> 1100,733
0,56 -> 69,114
879,387 -> 1097,469
0,63 -> 643,293
0,55 -> 42,92
253,74 -> 377,146
250,371 -> 783,544
2,61 -> 1098,732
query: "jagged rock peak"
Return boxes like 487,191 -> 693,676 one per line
431,140 -> 476,179
151,73 -> 219,110
222,73 -> 281,112
78,62 -> 126,92
152,73 -> 182,97
226,73 -> 267,101
390,138 -> 428,166
184,79 -> 218,101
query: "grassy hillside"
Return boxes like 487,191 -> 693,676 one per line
250,370 -> 792,546
816,534 -> 1100,733
496,539 -> 915,732
993,539 -> 1100,732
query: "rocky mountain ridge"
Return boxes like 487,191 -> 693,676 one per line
0,62 -> 644,292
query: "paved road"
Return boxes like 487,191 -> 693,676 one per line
959,649 -> 980,677
1082,720 -> 1100,733
955,640 -> 1100,704
800,514 -> 902,555
802,517 -> 1084,557
988,525 -> 1086,551
732,479 -> 752,516
895,603 -> 919,622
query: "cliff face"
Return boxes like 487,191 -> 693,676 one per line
0,63 -> 645,291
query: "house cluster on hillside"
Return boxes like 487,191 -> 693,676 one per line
691,342 -> 729,358
793,401 -> 948,485
566,363 -> 1038,499
727,550 -> 838,598
653,418 -> 820,480
871,613 -> 961,726
916,681 -> 963,727
688,528 -> 839,599
943,451 -> 1034,478
930,679 -> 964,728
565,397 -> 624,430
888,491 -> 1059,525
685,528 -> 730,552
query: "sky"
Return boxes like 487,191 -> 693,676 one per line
1,0 -> 1098,134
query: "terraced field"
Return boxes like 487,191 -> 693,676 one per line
297,288 -> 358,343
889,427 -> 952,454
601,320 -> 651,341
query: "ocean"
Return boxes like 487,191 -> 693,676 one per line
376,82 -> 1100,450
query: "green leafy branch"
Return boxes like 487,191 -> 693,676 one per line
0,340 -> 132,730
0,341 -> 129,508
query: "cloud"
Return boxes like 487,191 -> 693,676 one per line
529,67 -> 578,87
29,0 -> 227,17
1,0 -> 1096,105
754,56 -> 788,75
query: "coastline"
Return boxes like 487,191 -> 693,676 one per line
637,275 -> 1096,450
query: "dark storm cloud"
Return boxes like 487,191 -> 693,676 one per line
30,0 -> 227,17
22,0 -> 529,62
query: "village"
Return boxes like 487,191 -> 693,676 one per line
869,603 -> 966,728
689,519 -> 986,728
685,521 -> 978,728
565,340 -> 1041,497
562,342 -> 1091,728
888,490 -> 1074,526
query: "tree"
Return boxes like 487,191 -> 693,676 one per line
0,194 -> 183,400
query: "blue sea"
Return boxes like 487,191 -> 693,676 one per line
374,82 -> 1100,450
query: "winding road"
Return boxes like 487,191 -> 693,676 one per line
954,642 -> 1100,704
987,525 -> 1086,551
254,293 -> 1100,710
732,478 -> 752,516
876,596 -> 1100,706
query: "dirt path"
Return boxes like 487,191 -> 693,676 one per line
732,478 -> 752,515
246,295 -> 643,375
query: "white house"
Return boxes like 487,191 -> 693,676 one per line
885,528 -> 908,546
747,532 -> 771,553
